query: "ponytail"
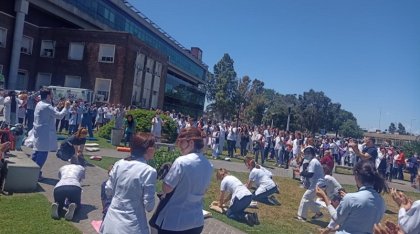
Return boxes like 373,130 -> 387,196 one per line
353,160 -> 389,194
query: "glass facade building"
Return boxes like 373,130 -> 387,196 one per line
62,0 -> 206,81
164,73 -> 205,116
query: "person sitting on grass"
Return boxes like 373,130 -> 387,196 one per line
216,168 -> 259,226
244,158 -> 280,206
51,163 -> 85,221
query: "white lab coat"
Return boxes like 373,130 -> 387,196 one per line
100,157 -> 157,234
3,96 -> 21,124
32,100 -> 68,152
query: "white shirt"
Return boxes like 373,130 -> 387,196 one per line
398,200 -> 420,234
55,164 -> 85,188
259,165 -> 273,178
307,158 -> 324,190
249,167 -> 276,195
323,175 -> 342,199
157,153 -> 213,231
221,175 -> 252,206
293,138 -> 301,155
151,116 -> 162,138
33,100 -> 68,152
226,127 -> 237,141
100,157 -> 157,234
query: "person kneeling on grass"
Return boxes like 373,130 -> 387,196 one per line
216,168 -> 259,226
244,158 -> 280,205
51,163 -> 85,221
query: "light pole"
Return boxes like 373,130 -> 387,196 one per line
286,106 -> 291,131
410,119 -> 416,135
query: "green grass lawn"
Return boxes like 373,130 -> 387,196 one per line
87,155 -> 420,233
0,194 -> 81,234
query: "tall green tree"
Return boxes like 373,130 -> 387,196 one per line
206,54 -> 238,120
243,79 -> 266,125
339,119 -> 363,138
388,122 -> 397,134
397,122 -> 407,135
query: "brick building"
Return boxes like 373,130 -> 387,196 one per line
0,0 -> 207,116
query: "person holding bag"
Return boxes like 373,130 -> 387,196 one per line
150,127 -> 213,234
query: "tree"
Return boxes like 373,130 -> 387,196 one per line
243,79 -> 266,125
388,123 -> 397,134
298,89 -> 333,134
339,119 -> 363,139
397,122 -> 407,135
206,54 -> 238,120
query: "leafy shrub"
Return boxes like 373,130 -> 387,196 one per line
97,109 -> 178,143
148,148 -> 180,170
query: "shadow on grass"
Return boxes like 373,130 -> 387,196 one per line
385,209 -> 398,215
308,219 -> 329,228
72,204 -> 97,223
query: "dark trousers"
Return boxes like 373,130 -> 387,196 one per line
227,140 -> 235,158
410,168 -> 418,184
157,226 -> 203,234
0,159 -> 8,190
81,119 -> 94,138
240,141 -> 248,156
59,119 -> 69,133
253,186 -> 279,205
54,185 -> 82,211
26,109 -> 34,131
333,154 -> 341,165
31,151 -> 48,171
397,165 -> 404,180
226,195 -> 252,222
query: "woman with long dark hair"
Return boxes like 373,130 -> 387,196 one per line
124,114 -> 136,147
316,160 -> 388,233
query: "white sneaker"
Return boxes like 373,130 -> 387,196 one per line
65,203 -> 77,221
51,203 -> 59,219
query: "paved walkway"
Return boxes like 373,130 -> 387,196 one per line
91,147 -> 418,192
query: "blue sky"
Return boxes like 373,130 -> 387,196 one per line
132,0 -> 420,134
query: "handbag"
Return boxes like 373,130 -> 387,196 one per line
56,141 -> 75,161
149,189 -> 176,229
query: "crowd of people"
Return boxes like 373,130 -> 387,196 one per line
0,87 -> 419,233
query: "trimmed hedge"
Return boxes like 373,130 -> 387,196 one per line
148,148 -> 180,170
97,109 -> 178,143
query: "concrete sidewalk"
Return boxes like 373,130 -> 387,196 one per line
26,147 -> 244,234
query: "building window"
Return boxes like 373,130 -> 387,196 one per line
0,28 -> 6,48
40,40 -> 55,58
68,42 -> 84,60
35,73 -> 52,89
17,69 -> 28,90
64,75 -> 81,88
94,78 -> 111,102
21,36 -> 33,54
98,44 -> 115,63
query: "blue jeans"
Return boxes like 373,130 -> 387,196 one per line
125,132 -> 133,146
254,148 -> 262,164
227,140 -> 235,158
32,151 -> 48,173
81,119 -> 94,138
68,125 -> 77,135
253,186 -> 279,205
226,195 -> 252,222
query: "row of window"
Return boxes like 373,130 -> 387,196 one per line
63,0 -> 206,81
0,28 -> 117,63
0,65 -> 113,102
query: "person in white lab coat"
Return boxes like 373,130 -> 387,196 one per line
100,133 -> 157,234
31,88 -> 69,180
3,91 -> 22,125
151,127 -> 213,234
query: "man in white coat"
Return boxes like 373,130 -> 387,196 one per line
31,88 -> 70,180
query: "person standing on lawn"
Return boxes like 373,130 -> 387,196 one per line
124,114 -> 136,147
32,88 -> 70,180
296,146 -> 325,221
151,110 -> 164,142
